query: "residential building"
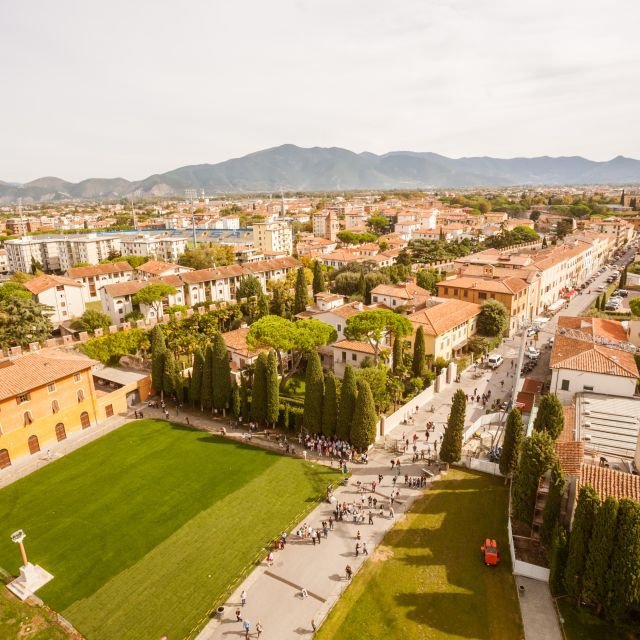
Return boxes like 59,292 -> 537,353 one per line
252,221 -> 293,255
66,262 -> 134,303
222,327 -> 267,376
135,260 -> 192,280
330,340 -> 383,378
550,316 -> 639,401
0,249 -> 8,274
120,234 -> 189,262
312,211 -> 340,241
5,218 -> 29,235
408,299 -> 481,361
370,280 -> 430,311
23,274 -> 85,327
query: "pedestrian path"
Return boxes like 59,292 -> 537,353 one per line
515,577 -> 563,640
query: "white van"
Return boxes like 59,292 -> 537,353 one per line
487,353 -> 504,369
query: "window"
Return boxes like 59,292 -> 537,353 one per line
560,379 -> 570,391
372,296 -> 378,303
28,435 -> 40,455
352,353 -> 357,361
55,422 -> 67,441
583,385 -> 594,391
17,393 -> 30,404
48,383 -> 56,393
80,411 -> 91,429
77,389 -> 85,403
24,411 -> 33,426
52,400 -> 60,414
337,324 -> 342,333
0,448 -> 11,470
478,292 -> 487,300
105,404 -> 114,418
341,351 -> 347,363
74,373 -> 81,383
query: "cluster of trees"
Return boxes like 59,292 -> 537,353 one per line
476,300 -> 510,338
407,238 -> 483,264
552,488 -> 640,624
336,231 -> 378,245
178,244 -> 236,269
439,389 -> 466,463
484,225 -> 540,249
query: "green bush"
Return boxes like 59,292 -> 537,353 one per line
79,329 -> 148,365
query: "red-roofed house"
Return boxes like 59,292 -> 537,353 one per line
24,274 -> 85,327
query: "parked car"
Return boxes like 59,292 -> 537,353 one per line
487,353 -> 504,369
614,289 -> 629,297
525,346 -> 540,359
596,285 -> 605,292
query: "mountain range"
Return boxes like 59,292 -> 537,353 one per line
2,145 -> 640,203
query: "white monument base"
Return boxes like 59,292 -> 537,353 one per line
6,562 -> 54,601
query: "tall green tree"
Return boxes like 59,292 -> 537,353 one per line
564,485 -> 600,603
549,525 -> 570,596
540,459 -> 565,547
257,292 -> 270,319
533,394 -> 565,440
151,327 -> 167,396
211,332 -> 231,413
0,297 -> 53,349
607,498 -> 640,621
350,379 -> 377,449
269,281 -> 289,318
440,389 -> 466,464
200,343 -> 214,410
240,376 -> 250,420
189,348 -> 205,409
251,352 -> 268,424
336,365 -> 357,441
499,408 -> 524,478
231,381 -> 241,418
477,300 -> 509,337
412,326 -> 425,377
266,350 -> 280,426
293,267 -> 308,314
512,431 -> 556,524
150,325 -> 166,354
303,351 -> 324,433
392,336 -> 404,374
72,309 -> 112,333
312,261 -> 325,295
132,283 -> 177,318
322,372 -> 338,437
162,351 -> 178,398
358,271 -> 366,300
583,496 -> 618,613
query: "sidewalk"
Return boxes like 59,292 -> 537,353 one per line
196,446 -> 433,640
515,577 -> 563,640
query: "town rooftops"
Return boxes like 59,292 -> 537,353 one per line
179,257 -> 299,285
67,261 -> 133,278
438,275 -> 529,295
24,274 -> 82,295
554,441 -> 585,477
550,316 -> 638,378
408,299 -> 481,336
136,260 -> 184,276
102,275 -> 182,298
332,339 -> 376,355
222,327 -> 266,359
371,281 -> 430,301
0,350 -> 96,401
579,463 -> 640,502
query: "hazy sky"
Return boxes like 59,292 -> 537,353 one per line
2,0 -> 640,182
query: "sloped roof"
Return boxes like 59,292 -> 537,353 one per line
136,260 -> 182,275
371,282 -> 430,301
438,275 -> 528,295
24,274 -> 82,295
332,339 -> 376,355
554,441 -> 585,477
222,328 -> 266,358
67,262 -> 133,278
409,299 -> 481,336
579,464 -> 640,502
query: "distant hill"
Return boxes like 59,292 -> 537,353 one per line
2,144 -> 639,203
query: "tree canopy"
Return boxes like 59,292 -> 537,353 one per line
72,309 -> 112,333
178,244 -> 235,269
0,296 -> 53,349
499,408 -> 524,478
477,300 -> 509,337
344,309 -> 412,364
533,394 -> 565,440
132,283 -> 177,316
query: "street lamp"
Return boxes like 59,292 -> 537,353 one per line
7,529 -> 54,601
11,529 -> 28,566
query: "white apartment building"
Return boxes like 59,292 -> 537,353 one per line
24,274 -> 86,327
0,249 -> 8,274
312,211 -> 340,241
252,221 -> 293,255
120,234 -> 189,263
66,262 -> 134,303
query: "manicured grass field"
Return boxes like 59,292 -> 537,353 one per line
316,468 -> 524,640
0,420 -> 339,640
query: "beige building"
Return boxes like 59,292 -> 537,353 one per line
67,261 -> 134,303
252,221 -> 293,255
24,274 -> 86,327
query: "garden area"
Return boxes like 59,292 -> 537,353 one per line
0,419 -> 340,640
316,469 -> 523,640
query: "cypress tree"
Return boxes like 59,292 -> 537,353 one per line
270,284 -> 287,317
200,343 -> 214,410
257,292 -> 270,319
583,496 -> 618,613
322,372 -> 338,437
350,379 -> 377,449
211,332 -> 231,413
533,394 -> 565,441
607,498 -> 640,621
251,352 -> 268,424
231,381 -> 241,418
549,525 -> 570,596
240,376 -> 250,420
440,389 -> 466,463
189,348 -> 205,409
162,351 -> 177,398
151,345 -> 166,396
564,485 -> 600,603
392,336 -> 403,373
293,267 -> 308,314
266,350 -> 280,426
512,431 -> 556,524
303,351 -> 324,433
282,402 -> 290,430
150,325 -> 166,354
540,459 -> 565,547
358,271 -> 366,300
499,408 -> 524,478
412,326 -> 425,378
336,365 -> 357,442
312,260 -> 325,295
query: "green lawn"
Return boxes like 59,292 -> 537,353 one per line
316,469 -> 524,640
0,419 -> 339,640
0,587 -> 69,640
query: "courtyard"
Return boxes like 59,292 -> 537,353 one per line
316,468 -> 524,640
0,419 -> 340,640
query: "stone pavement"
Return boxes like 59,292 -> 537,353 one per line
196,445 -> 432,640
515,577 -> 563,640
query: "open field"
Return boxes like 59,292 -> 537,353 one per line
316,468 -> 524,640
0,419 -> 339,640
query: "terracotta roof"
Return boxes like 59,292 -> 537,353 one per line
180,257 -> 299,285
0,350 -> 95,401
332,339 -> 376,355
579,464 -> 640,502
102,275 -> 181,298
67,262 -> 133,278
24,274 -> 82,295
437,275 -> 528,295
136,260 -> 182,275
550,317 -> 638,378
321,250 -> 364,263
409,299 -> 481,336
222,328 -> 265,358
554,441 -> 585,476
559,405 -> 577,442
371,282 -> 430,301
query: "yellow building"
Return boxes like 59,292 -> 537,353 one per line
0,350 -> 151,471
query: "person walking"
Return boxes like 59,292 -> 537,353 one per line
243,620 -> 250,639
301,587 -> 308,599
345,564 -> 353,580
355,542 -> 360,558
235,608 -> 242,622
368,511 -> 374,525
311,619 -> 317,633
256,621 -> 263,638
363,541 -> 368,556
241,589 -> 247,607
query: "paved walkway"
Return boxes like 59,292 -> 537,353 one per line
515,577 -> 563,640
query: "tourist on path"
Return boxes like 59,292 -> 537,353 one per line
345,564 -> 353,580
241,589 -> 247,606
